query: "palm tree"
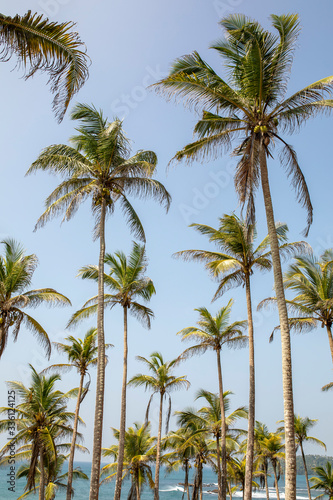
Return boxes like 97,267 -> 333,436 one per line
195,389 -> 247,500
310,462 -> 333,500
155,15 -> 333,499
0,11 -> 89,121
101,423 -> 156,500
43,329 -> 112,500
68,242 -> 155,500
175,214 -> 305,499
0,238 -> 70,360
253,422 -> 271,500
16,452 -> 89,500
128,352 -> 190,500
282,250 -> 333,364
277,415 -> 326,500
260,432 -> 285,500
163,426 -> 195,500
177,301 -> 247,500
26,103 -> 171,500
0,365 -> 76,500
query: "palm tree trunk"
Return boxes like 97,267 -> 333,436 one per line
216,433 -> 223,500
135,469 -> 141,500
264,464 -> 270,500
154,391 -> 163,500
244,272 -> 255,500
66,371 -> 85,500
89,198 -> 107,500
272,463 -> 280,500
39,448 -> 45,500
259,145 -> 296,500
325,324 -> 333,364
300,442 -> 311,500
228,481 -> 232,500
184,460 -> 190,500
114,305 -> 129,500
217,348 -> 227,500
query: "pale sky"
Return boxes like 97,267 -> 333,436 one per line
1,0 -> 332,461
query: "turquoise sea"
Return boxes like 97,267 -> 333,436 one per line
0,463 -> 327,500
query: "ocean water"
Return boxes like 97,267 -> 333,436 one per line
0,462 -> 326,500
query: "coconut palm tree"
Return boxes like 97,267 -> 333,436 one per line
277,415 -> 326,500
68,242 -> 155,500
310,462 -> 333,500
0,11 -> 89,121
0,238 -> 71,360
175,214 -> 305,498
260,432 -> 284,500
43,329 -> 112,500
0,366 -> 77,500
163,426 -> 195,500
101,423 -> 156,500
27,103 -> 171,500
177,301 -> 247,500
128,352 -> 190,500
16,452 -> 89,500
282,250 -> 333,364
155,15 -> 333,499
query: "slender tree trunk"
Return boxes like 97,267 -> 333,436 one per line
66,371 -> 85,500
325,324 -> 333,364
244,272 -> 255,500
154,391 -> 163,500
198,461 -> 203,500
300,442 -> 311,500
264,464 -> 270,500
89,199 -> 107,500
114,305 -> 129,500
39,448 -> 45,500
217,349 -> 227,500
228,481 -> 232,500
135,469 -> 141,500
259,145 -> 296,500
272,463 -> 280,500
183,460 -> 190,500
216,433 -> 223,500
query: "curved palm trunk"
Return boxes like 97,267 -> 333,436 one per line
244,273 -> 255,500
66,371 -> 85,500
135,468 -> 141,500
184,460 -> 190,500
272,463 -> 280,500
217,348 -> 227,500
259,146 -> 296,500
39,447 -> 45,500
325,324 -> 333,364
89,199 -> 107,500
154,391 -> 163,500
300,442 -> 311,500
228,481 -> 233,500
216,433 -> 223,500
114,305 -> 129,500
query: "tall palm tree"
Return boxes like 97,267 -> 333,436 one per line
175,214 -> 305,499
261,432 -> 285,500
68,242 -> 155,500
128,352 -> 190,500
310,462 -> 333,500
43,329 -> 112,500
155,15 -> 333,499
0,11 -> 89,121
277,415 -> 326,500
177,301 -> 247,500
0,238 -> 70,360
101,423 -> 156,500
26,103 -> 170,500
0,365 -> 77,500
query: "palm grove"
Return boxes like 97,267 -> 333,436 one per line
0,9 -> 332,500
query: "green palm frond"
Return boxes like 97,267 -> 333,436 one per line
0,11 -> 89,121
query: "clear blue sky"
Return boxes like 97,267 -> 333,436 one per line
1,0 -> 332,461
